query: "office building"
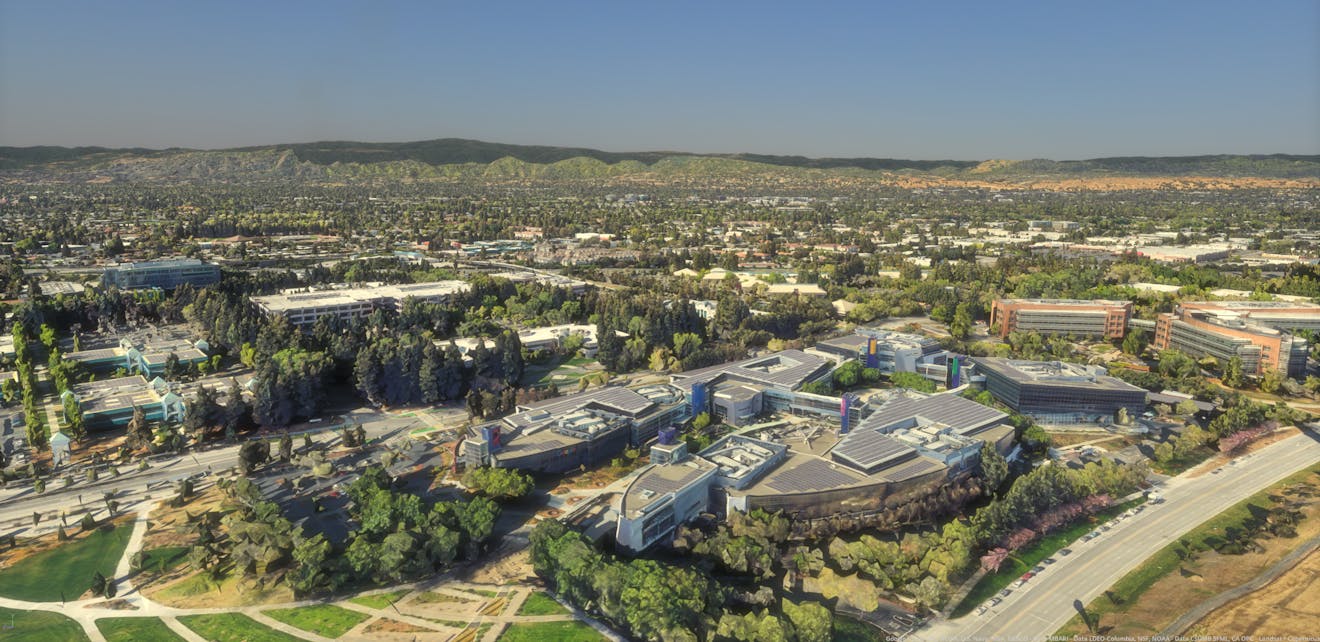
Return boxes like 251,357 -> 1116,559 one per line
811,328 -> 955,382
1174,301 -> 1320,334
66,330 -> 209,376
671,349 -> 837,426
252,280 -> 470,328
975,358 -> 1147,424
461,384 -> 690,474
1154,304 -> 1311,378
101,259 -> 221,290
990,298 -> 1132,339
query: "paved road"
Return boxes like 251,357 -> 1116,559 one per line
919,429 -> 1320,641
0,409 -> 423,534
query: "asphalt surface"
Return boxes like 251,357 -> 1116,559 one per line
0,408 -> 424,535
918,428 -> 1320,641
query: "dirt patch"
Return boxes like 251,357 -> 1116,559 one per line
1189,549 -> 1320,637
82,598 -> 139,610
364,617 -> 436,633
466,548 -> 535,585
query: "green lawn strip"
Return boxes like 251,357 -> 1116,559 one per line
467,588 -> 500,598
1150,446 -> 1217,476
0,524 -> 133,601
0,607 -> 90,642
497,621 -> 603,642
832,614 -> 883,642
1055,464 -> 1320,635
263,604 -> 370,639
951,497 -> 1146,617
348,589 -> 412,609
136,546 -> 189,574
96,617 -> 185,642
177,613 -> 302,642
516,591 -> 570,616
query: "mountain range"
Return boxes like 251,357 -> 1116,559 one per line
1,138 -> 1317,184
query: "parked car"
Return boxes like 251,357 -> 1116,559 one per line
1059,548 -> 1073,556
999,589 -> 1012,598
1032,565 -> 1046,573
1011,579 -> 1027,589
1042,557 -> 1057,565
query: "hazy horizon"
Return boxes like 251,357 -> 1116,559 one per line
2,1 -> 1318,158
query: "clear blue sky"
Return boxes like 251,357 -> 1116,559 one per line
2,1 -> 1317,159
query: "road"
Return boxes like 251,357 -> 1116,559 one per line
0,408 -> 425,536
919,428 -> 1320,641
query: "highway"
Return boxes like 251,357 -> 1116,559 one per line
918,428 -> 1320,641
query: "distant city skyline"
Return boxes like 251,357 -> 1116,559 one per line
2,1 -> 1318,159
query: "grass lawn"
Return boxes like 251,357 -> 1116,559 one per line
832,614 -> 884,642
136,547 -> 189,574
1056,464 -> 1320,636
516,592 -> 569,616
0,607 -> 89,642
349,589 -> 411,609
0,524 -> 133,601
96,617 -> 185,642
177,613 -> 302,642
497,621 -> 604,642
263,604 -> 370,638
1150,445 -> 1217,476
951,498 -> 1146,617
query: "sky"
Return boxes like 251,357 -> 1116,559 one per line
2,1 -> 1318,159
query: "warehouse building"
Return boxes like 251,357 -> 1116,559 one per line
990,298 -> 1132,339
974,358 -> 1147,424
101,259 -> 221,290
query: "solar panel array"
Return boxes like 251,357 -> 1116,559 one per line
861,393 -> 1006,436
764,457 -> 859,493
831,430 -> 914,472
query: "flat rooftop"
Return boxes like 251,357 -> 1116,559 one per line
672,349 -> 831,391
620,458 -> 718,518
859,392 -> 1008,437
1002,298 -> 1130,307
975,358 -> 1146,392
253,280 -> 470,312
729,429 -> 947,498
504,386 -> 658,431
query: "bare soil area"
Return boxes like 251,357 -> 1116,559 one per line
1189,549 -> 1320,638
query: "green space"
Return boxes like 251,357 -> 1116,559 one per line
1056,464 -> 1320,635
0,524 -> 133,601
136,546 -> 189,574
263,604 -> 370,639
96,617 -> 185,642
952,497 -> 1145,617
521,354 -> 597,388
0,607 -> 89,642
832,614 -> 884,642
497,621 -> 605,642
1150,445 -> 1217,476
177,613 -> 302,642
349,589 -> 411,609
516,592 -> 570,616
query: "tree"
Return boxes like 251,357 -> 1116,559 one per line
462,467 -> 534,501
126,405 -> 152,451
238,440 -> 270,475
62,393 -> 85,441
781,598 -> 831,642
1176,399 -> 1200,416
890,371 -> 936,393
1122,331 -> 1146,356
833,360 -> 863,389
979,443 -> 1009,495
949,303 -> 974,341
1259,369 -> 1284,395
1223,355 -> 1245,388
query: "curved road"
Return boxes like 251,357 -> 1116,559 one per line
919,428 -> 1320,641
